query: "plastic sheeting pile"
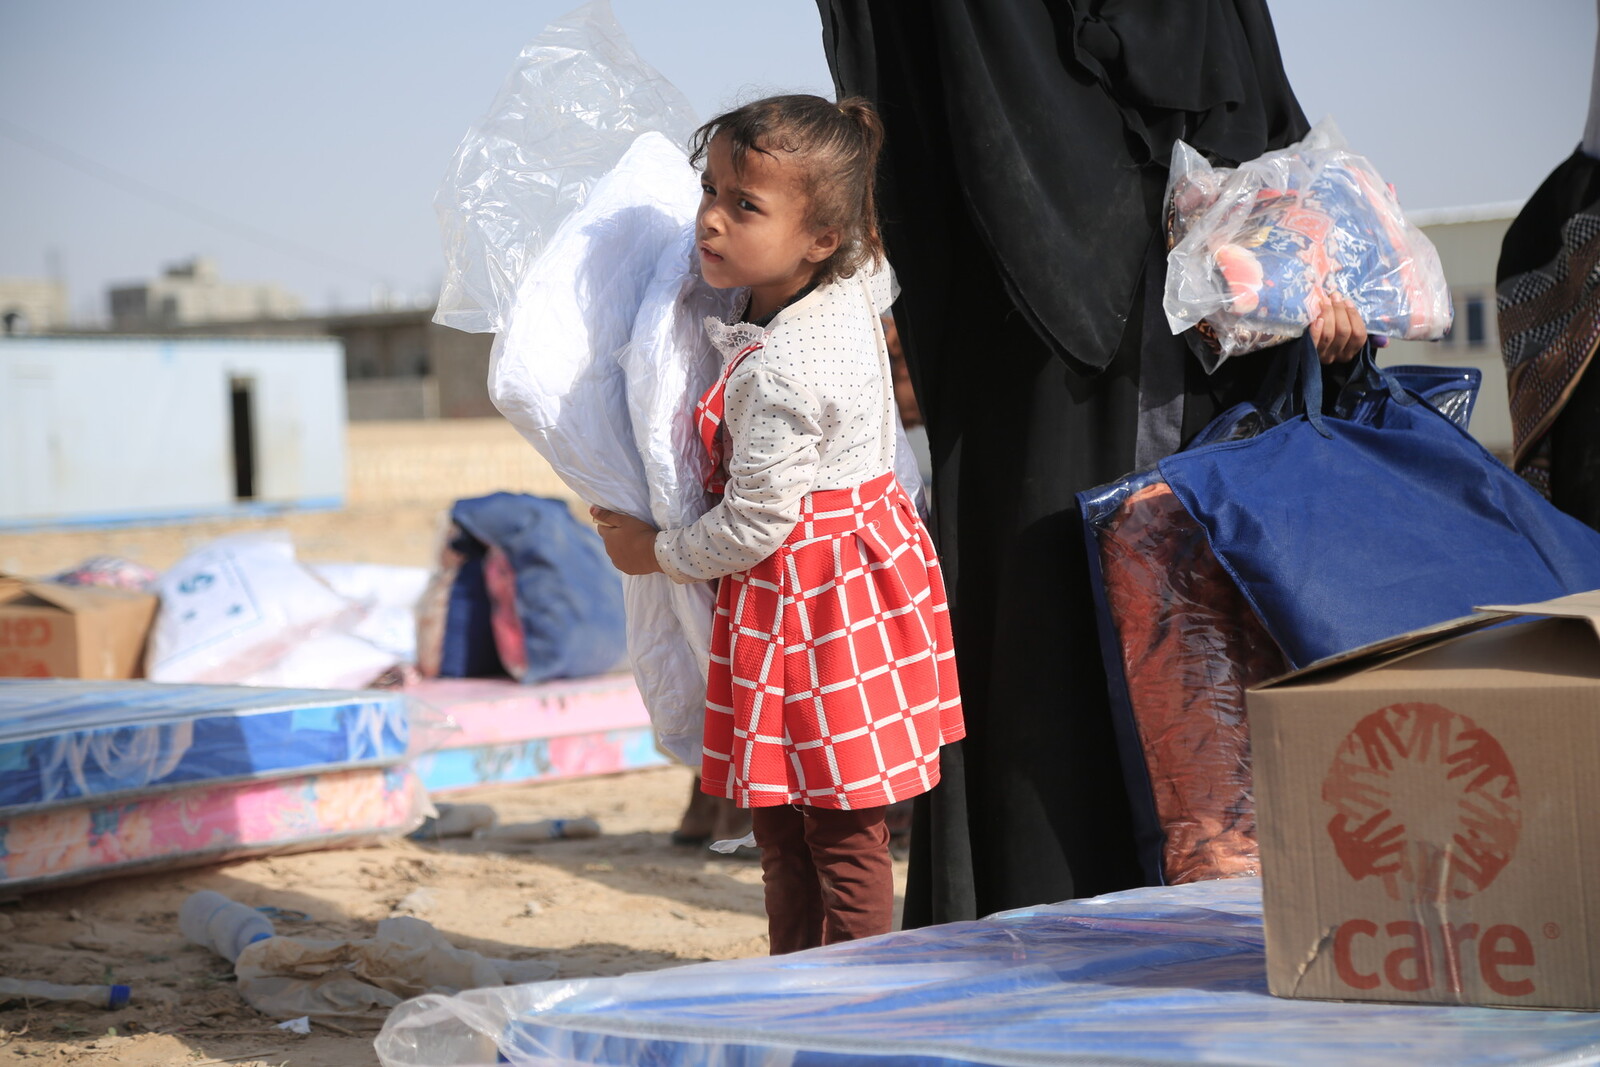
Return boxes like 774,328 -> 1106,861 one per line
1163,120 -> 1453,366
374,878 -> 1600,1067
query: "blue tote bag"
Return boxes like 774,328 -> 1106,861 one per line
1159,339 -> 1600,671
1077,351 -> 1485,886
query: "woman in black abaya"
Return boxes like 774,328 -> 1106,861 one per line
815,1 -> 1340,923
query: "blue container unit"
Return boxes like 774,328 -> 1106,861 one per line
0,680 -> 411,815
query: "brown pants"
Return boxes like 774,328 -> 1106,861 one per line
751,804 -> 893,955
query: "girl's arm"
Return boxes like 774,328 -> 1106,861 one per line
589,506 -> 662,575
654,360 -> 824,583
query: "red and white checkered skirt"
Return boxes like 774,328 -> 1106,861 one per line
700,470 -> 965,809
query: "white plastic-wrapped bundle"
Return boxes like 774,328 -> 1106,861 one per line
433,0 -> 699,334
483,132 -> 727,764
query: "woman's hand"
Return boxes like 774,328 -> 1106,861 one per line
589,505 -> 663,576
1308,290 -> 1368,365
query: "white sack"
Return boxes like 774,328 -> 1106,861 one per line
312,562 -> 430,662
146,533 -> 357,684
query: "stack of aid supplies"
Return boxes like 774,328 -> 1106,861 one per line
0,680 -> 422,894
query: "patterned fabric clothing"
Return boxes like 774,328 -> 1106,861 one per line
1498,150 -> 1600,491
654,266 -> 899,585
701,470 -> 964,809
677,273 -> 965,810
1500,212 -> 1600,481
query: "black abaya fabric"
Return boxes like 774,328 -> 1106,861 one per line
816,0 -> 1311,923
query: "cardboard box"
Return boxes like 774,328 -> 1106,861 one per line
1248,590 -> 1600,1011
0,576 -> 158,680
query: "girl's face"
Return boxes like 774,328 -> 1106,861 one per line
696,131 -> 839,322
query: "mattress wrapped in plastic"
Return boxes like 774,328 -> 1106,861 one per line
0,679 -> 411,813
0,765 -> 424,893
404,675 -> 670,795
0,679 -> 422,893
375,878 -> 1600,1067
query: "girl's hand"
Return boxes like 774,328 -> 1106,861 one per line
1308,290 -> 1368,365
589,505 -> 663,576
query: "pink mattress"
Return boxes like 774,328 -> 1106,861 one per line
404,674 -> 672,793
0,765 -> 426,893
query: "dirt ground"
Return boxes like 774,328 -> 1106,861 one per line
0,496 -> 908,1067
0,764 -> 912,1067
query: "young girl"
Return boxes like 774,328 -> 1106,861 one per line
590,94 -> 964,954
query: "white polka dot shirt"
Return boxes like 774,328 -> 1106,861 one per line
654,263 -> 898,584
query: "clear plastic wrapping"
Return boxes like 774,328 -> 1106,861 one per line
482,130 -> 717,762
374,878 -> 1600,1067
1083,473 -> 1283,885
1163,120 -> 1453,367
433,0 -> 699,333
436,1 -> 718,758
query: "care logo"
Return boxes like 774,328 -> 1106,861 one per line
1322,702 -> 1521,902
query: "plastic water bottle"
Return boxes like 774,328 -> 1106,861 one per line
473,817 -> 602,843
0,978 -> 130,1009
179,890 -> 276,962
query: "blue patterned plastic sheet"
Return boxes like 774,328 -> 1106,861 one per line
376,879 -> 1600,1067
0,679 -> 411,814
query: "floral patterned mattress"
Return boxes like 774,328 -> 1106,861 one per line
0,680 -> 411,815
0,764 -> 425,892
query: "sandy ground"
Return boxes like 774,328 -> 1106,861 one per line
0,495 -> 910,1066
0,764 -> 912,1066
0,441 -> 928,1062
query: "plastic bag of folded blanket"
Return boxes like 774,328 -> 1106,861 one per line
1163,119 -> 1453,367
145,534 -> 411,690
1078,363 -> 1482,886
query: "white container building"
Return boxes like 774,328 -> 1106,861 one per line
0,336 -> 345,528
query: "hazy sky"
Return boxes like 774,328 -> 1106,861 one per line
0,0 -> 1591,323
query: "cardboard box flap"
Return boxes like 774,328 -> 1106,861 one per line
0,574 -> 155,615
1256,588 -> 1600,690
1476,588 -> 1600,638
0,581 -> 98,614
1256,610 -> 1520,689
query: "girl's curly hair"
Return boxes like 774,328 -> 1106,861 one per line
689,94 -> 885,286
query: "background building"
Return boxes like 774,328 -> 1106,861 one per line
125,306 -> 497,420
0,335 -> 345,527
63,256 -> 496,421
1381,204 -> 1520,458
0,278 -> 69,335
108,257 -> 301,332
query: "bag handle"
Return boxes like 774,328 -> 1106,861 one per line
1263,337 -> 1420,439
1253,335 -> 1329,436
1333,345 -> 1415,419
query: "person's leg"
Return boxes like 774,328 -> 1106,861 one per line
803,806 -> 894,944
751,805 -> 824,954
671,776 -> 718,846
